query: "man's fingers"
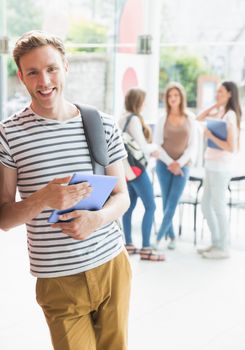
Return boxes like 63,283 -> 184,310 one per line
59,210 -> 83,221
68,182 -> 92,193
52,176 -> 72,185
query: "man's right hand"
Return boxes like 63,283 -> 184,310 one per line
41,176 -> 92,210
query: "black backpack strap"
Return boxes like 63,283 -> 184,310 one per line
122,114 -> 134,132
75,104 -> 109,175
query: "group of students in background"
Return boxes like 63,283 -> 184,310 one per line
120,81 -> 242,261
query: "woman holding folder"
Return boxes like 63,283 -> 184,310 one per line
197,81 -> 241,259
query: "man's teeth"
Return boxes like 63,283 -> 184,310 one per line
40,89 -> 53,95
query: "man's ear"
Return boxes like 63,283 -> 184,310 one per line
17,70 -> 23,82
64,58 -> 68,73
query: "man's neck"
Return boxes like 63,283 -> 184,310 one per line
31,101 -> 78,121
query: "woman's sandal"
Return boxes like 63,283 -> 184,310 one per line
125,244 -> 140,255
140,248 -> 165,262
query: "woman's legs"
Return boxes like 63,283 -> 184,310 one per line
201,171 -> 219,248
156,160 -> 189,242
123,170 -> 156,248
201,170 -> 231,252
156,161 -> 174,239
122,183 -> 138,245
131,171 -> 156,247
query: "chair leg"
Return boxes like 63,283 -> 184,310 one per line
179,204 -> 184,237
193,205 -> 197,245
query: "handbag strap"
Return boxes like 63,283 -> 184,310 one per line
122,114 -> 134,133
75,104 -> 109,175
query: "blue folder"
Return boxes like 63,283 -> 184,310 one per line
48,173 -> 118,223
207,119 -> 227,150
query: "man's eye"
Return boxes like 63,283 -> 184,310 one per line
48,67 -> 58,72
28,71 -> 37,76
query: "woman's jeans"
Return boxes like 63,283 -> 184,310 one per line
122,170 -> 156,248
156,160 -> 189,241
201,169 -> 231,251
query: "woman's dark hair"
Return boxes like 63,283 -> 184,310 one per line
124,87 -> 152,142
222,81 -> 242,130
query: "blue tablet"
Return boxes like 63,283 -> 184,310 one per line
207,119 -> 227,150
48,173 -> 118,223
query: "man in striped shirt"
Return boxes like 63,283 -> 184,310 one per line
0,31 -> 131,350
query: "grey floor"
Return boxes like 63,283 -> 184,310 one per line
1,200 -> 245,350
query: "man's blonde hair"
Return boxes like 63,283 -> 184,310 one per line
13,30 -> 66,70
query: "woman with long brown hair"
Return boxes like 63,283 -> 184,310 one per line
154,82 -> 197,250
119,87 -> 165,261
197,81 -> 241,259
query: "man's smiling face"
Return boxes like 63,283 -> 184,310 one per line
18,44 -> 68,116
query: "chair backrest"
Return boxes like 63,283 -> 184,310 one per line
228,175 -> 245,208
180,176 -> 203,205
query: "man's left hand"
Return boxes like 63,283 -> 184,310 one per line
51,210 -> 103,240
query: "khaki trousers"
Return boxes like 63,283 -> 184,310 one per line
36,250 -> 132,350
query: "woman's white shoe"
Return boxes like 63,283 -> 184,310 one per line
202,249 -> 230,259
197,245 -> 214,254
167,240 -> 176,250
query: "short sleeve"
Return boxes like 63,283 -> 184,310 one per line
225,110 -> 237,128
0,123 -> 16,169
224,110 -> 238,151
101,114 -> 127,165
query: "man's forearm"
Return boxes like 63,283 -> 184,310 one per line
0,189 -> 46,231
99,191 -> 130,227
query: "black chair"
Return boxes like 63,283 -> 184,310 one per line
227,175 -> 245,219
178,168 -> 204,245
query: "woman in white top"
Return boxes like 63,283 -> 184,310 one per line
119,88 -> 165,261
197,81 -> 241,259
154,82 -> 197,250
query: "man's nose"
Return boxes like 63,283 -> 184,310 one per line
38,71 -> 51,86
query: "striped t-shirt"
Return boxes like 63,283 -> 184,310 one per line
0,106 -> 127,278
